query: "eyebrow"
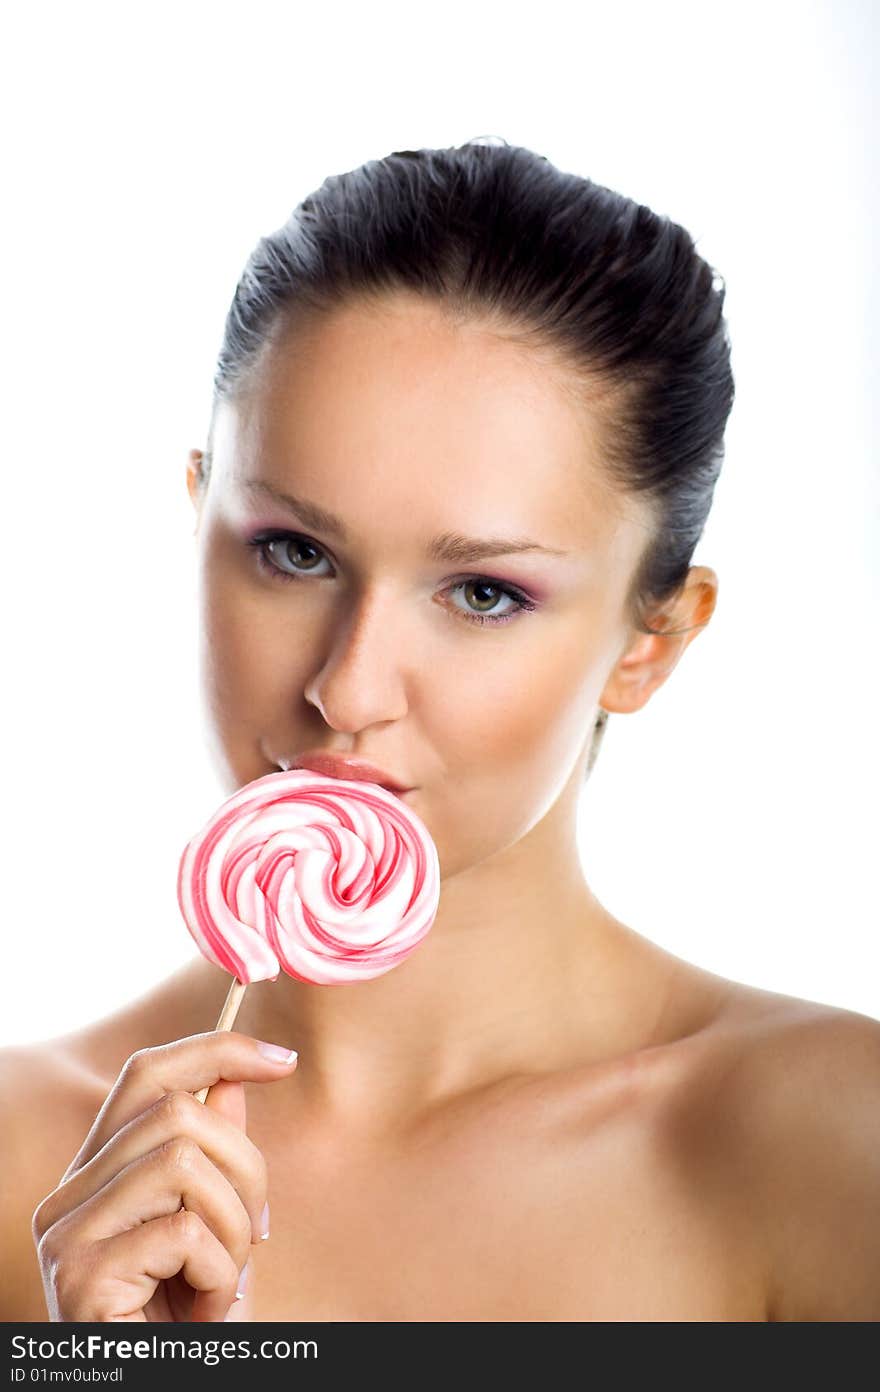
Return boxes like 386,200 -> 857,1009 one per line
238,477 -> 569,563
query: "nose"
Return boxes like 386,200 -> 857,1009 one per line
303,584 -> 410,732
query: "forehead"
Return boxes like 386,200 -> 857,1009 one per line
214,292 -> 649,553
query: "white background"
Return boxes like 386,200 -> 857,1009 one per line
2,0 -> 877,1044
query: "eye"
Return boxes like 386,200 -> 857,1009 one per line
444,578 -> 534,626
247,532 -> 333,580
246,530 -> 538,627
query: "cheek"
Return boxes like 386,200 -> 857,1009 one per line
428,625 -> 598,778
196,542 -> 288,776
413,635 -> 598,877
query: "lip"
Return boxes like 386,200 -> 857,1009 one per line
280,750 -> 414,794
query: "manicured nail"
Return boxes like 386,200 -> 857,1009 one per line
256,1041 -> 298,1065
235,1263 -> 249,1300
259,1201 -> 270,1241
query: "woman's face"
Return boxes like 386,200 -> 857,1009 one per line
188,293 -> 655,878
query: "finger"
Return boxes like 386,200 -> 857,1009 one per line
34,1088 -> 267,1247
46,1136 -> 254,1283
204,1078 -> 247,1133
62,1031 -> 297,1175
51,1209 -> 240,1323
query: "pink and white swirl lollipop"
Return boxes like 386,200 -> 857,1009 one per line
177,768 -> 440,1096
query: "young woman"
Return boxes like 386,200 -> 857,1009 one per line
5,140 -> 878,1323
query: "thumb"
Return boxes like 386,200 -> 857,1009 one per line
203,1078 -> 247,1131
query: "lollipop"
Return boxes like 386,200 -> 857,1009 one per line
177,768 -> 440,1101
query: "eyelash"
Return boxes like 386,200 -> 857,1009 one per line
245,530 -> 538,627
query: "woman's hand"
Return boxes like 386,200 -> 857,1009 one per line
30,1031 -> 298,1322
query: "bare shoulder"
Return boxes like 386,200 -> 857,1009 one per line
0,1039 -> 110,1320
665,980 -> 880,1322
738,994 -> 880,1323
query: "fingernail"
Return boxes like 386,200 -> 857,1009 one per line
235,1263 -> 249,1300
259,1200 -> 270,1241
256,1041 -> 298,1065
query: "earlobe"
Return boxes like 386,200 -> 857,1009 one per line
600,566 -> 719,716
600,629 -> 671,715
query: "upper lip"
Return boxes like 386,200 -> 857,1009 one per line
280,750 -> 413,793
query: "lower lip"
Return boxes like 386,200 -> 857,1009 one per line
280,764 -> 414,797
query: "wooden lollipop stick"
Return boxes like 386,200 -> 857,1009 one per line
194,977 -> 248,1104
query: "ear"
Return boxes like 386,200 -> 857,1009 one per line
186,448 -> 205,535
600,565 -> 719,715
